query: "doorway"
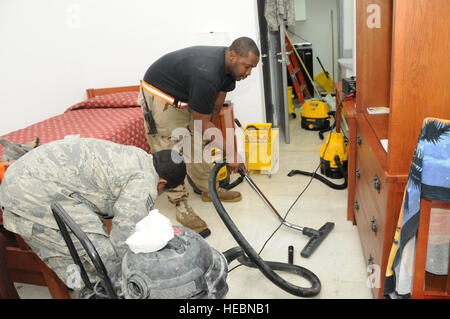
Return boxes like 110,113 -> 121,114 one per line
256,0 -> 290,144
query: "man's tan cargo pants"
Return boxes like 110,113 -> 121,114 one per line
137,89 -> 214,204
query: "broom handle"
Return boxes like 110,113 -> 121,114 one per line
284,30 -> 321,97
331,10 -> 336,94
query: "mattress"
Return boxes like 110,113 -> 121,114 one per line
0,91 -> 149,157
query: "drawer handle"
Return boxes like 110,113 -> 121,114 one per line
370,217 -> 378,234
368,255 -> 375,274
356,168 -> 360,179
357,135 -> 362,146
368,255 -> 374,266
354,200 -> 359,211
373,175 -> 381,193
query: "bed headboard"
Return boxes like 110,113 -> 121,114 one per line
86,85 -> 140,98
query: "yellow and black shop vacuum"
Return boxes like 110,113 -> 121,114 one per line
187,148 -> 244,195
288,132 -> 348,189
289,94 -> 355,190
319,132 -> 348,179
300,100 -> 333,131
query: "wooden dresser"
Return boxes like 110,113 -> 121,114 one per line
215,104 -> 237,154
342,0 -> 450,298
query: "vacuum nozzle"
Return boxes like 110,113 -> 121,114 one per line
300,222 -> 335,258
302,227 -> 321,238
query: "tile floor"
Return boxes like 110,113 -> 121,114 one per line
14,107 -> 373,299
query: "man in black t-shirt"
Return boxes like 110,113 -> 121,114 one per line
137,37 -> 260,237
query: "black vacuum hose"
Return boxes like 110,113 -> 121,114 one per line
220,175 -> 244,190
209,163 -> 321,298
288,155 -> 347,190
187,172 -> 244,194
318,117 -> 335,140
318,92 -> 354,140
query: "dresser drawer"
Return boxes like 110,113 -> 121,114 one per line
353,189 -> 384,262
353,189 -> 383,298
355,153 -> 387,223
353,121 -> 386,266
355,120 -> 388,218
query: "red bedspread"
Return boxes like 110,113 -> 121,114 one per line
0,91 -> 149,157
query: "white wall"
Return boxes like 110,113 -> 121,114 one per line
0,0 -> 265,136
342,0 -> 354,52
337,0 -> 356,78
290,0 -> 339,84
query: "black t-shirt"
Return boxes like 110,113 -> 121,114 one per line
143,46 -> 236,114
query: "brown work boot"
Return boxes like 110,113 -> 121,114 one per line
201,188 -> 242,203
175,200 -> 211,238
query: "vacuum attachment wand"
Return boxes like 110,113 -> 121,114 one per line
239,168 -> 317,236
237,167 -> 334,258
210,163 -> 321,297
234,118 -> 333,258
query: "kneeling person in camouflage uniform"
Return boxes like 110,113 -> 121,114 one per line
0,137 -> 186,291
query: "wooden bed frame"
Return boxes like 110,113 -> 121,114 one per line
1,84 -> 238,299
86,85 -> 140,98
1,85 -> 142,299
86,84 -> 238,153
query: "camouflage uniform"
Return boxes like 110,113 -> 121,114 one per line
264,0 -> 295,31
0,137 -> 159,289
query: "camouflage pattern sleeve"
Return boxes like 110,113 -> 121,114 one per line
109,168 -> 159,259
0,136 -> 160,262
264,0 -> 295,31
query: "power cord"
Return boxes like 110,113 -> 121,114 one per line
228,152 -> 324,273
228,93 -> 354,273
228,132 -> 331,273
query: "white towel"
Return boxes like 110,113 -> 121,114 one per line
125,209 -> 174,254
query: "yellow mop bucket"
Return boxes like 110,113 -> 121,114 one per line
314,72 -> 334,93
314,57 -> 334,93
243,123 -> 279,174
288,86 -> 296,118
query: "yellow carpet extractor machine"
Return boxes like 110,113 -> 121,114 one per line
300,99 -> 334,132
289,93 -> 354,189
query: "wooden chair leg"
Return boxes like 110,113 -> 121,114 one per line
412,199 -> 432,298
0,232 -> 20,299
36,257 -> 71,299
447,256 -> 450,295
